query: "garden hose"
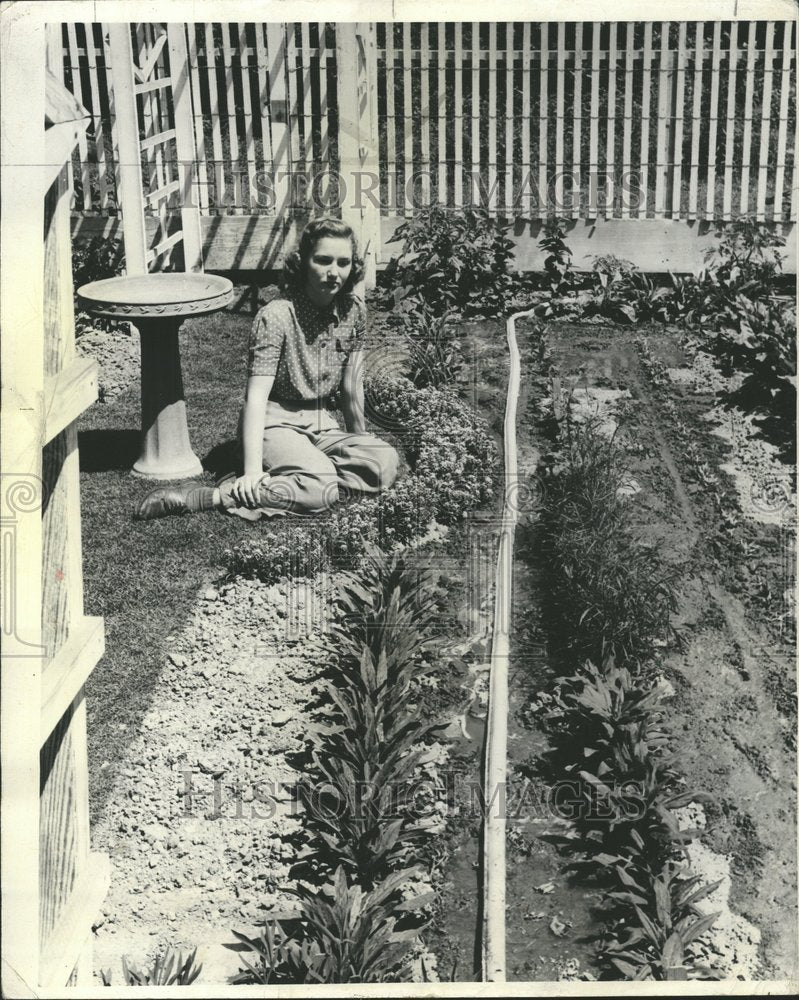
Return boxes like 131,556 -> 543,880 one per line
481,308 -> 532,982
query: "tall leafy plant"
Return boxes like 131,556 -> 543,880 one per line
538,414 -> 678,667
539,219 -> 576,297
234,869 -> 430,984
398,301 -> 463,388
387,205 -> 515,316
300,548 -> 442,886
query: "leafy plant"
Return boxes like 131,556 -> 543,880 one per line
666,271 -> 702,325
72,235 -> 125,338
398,300 -> 464,388
706,293 -> 796,461
539,219 -> 576,297
300,548 -> 442,885
538,415 -> 678,667
665,219 -> 787,330
601,863 -> 721,980
233,869 -> 428,985
295,867 -> 425,983
622,271 -> 672,323
544,657 -> 708,868
101,948 -> 202,986
704,218 -> 786,304
387,205 -> 515,316
581,255 -> 672,325
231,919 -> 330,984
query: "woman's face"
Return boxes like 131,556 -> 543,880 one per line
304,236 -> 354,306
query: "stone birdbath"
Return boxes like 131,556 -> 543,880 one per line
77,273 -> 234,480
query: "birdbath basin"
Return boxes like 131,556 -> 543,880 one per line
77,273 -> 234,480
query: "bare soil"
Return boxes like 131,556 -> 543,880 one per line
86,311 -> 796,984
431,316 -> 796,982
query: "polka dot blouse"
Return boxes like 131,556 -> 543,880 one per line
247,288 -> 366,404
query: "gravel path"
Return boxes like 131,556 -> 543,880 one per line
91,574 -> 339,984
77,324 -> 140,402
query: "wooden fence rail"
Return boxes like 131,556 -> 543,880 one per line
58,19 -> 796,226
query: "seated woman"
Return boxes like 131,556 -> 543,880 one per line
137,217 -> 400,521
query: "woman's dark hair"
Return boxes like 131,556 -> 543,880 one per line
283,217 -> 365,297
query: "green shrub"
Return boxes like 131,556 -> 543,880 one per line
72,235 -> 125,338
386,205 -> 515,316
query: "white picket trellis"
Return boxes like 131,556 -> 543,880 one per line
57,20 -> 797,272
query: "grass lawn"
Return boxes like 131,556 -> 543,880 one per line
79,293 -> 418,824
79,302 -> 270,823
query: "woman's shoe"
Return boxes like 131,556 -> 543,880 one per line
136,482 -> 214,520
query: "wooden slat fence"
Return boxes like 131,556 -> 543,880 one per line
61,20 -> 796,227
181,22 -> 336,216
377,21 -> 797,221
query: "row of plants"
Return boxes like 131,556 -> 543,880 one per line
382,208 -> 793,461
543,656 -> 721,980
226,372 -> 499,582
532,216 -> 791,322
537,395 -> 679,668
528,364 -> 722,981
99,550 -> 448,986
534,217 -> 796,459
231,547 -> 446,983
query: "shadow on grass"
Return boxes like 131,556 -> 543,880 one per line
78,429 -> 141,472
203,439 -> 241,480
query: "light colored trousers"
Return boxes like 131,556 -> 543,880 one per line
219,400 -> 400,520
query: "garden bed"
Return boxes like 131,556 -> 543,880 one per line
81,299 -> 508,984
78,231 -> 795,981
485,317 -> 796,981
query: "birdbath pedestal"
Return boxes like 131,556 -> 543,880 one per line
77,273 -> 234,480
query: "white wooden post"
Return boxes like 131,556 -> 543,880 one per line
335,22 -> 380,290
107,23 -> 148,274
167,24 -> 203,271
266,23 -> 292,246
1,13 -> 45,993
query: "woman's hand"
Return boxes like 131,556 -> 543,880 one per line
230,472 -> 270,509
